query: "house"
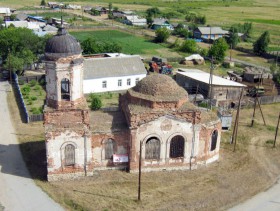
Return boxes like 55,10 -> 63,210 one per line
94,6 -> 108,15
16,13 -> 28,21
176,69 -> 246,105
27,16 -> 46,23
83,55 -> 147,93
193,27 -> 228,41
65,4 -> 82,10
0,7 -> 11,17
124,15 -> 147,26
43,27 -> 222,180
4,21 -> 45,31
151,18 -> 173,30
83,6 -> 92,13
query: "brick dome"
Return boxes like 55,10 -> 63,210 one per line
132,74 -> 187,101
45,27 -> 82,59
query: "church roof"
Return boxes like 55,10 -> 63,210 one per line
45,27 -> 82,57
83,56 -> 147,79
129,74 -> 187,102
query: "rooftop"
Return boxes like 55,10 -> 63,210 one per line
83,55 -> 147,79
177,69 -> 246,87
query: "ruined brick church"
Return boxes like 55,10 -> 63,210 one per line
44,27 -> 222,181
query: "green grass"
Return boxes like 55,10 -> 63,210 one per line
245,19 -> 280,26
20,81 -> 46,115
70,30 -> 162,55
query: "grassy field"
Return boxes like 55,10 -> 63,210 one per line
70,30 -> 164,55
1,0 -> 279,46
7,82 -> 280,210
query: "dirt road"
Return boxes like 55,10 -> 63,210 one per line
0,80 -> 63,211
229,177 -> 280,211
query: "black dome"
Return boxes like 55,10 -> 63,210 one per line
45,28 -> 82,57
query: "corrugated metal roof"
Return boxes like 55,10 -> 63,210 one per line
177,69 -> 246,87
84,55 -> 147,79
197,27 -> 228,35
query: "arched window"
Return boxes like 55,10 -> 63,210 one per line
145,137 -> 160,159
61,78 -> 70,100
210,130 -> 218,151
170,135 -> 185,158
64,144 -> 75,166
104,139 -> 116,159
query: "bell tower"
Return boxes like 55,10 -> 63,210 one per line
45,27 -> 85,109
44,26 -> 92,181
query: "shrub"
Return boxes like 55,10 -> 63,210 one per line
180,39 -> 197,53
21,85 -> 31,95
30,107 -> 42,114
155,28 -> 170,43
30,96 -> 37,101
33,85 -> 41,91
29,79 -> 37,87
90,95 -> 102,110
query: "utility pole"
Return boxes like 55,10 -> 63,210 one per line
233,88 -> 243,152
273,113 -> 280,148
137,141 -> 142,201
251,71 -> 263,127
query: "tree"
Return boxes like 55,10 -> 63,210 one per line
146,7 -> 161,18
226,28 -> 239,48
146,14 -> 153,26
208,38 -> 229,62
155,27 -> 170,43
90,95 -> 102,110
40,0 -> 46,6
253,31 -> 270,56
0,27 -> 47,74
180,39 -> 197,53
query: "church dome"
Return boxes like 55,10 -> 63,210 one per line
45,27 -> 82,58
131,74 -> 187,102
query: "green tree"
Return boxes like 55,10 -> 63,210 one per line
155,27 -> 170,43
146,14 -> 153,26
40,0 -> 46,6
0,27 -> 47,74
3,53 -> 24,73
226,28 -> 239,48
146,7 -> 161,18
208,38 -> 229,62
253,31 -> 270,56
90,95 -> 102,110
180,39 -> 197,53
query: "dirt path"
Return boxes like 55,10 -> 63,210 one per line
0,80 -> 63,211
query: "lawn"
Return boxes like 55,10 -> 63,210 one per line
70,30 -> 163,55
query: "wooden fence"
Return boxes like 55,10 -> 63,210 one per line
18,75 -> 45,84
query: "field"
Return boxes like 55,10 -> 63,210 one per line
1,0 -> 279,47
70,30 -> 170,56
7,85 -> 280,210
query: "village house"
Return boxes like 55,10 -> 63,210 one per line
83,54 -> 147,93
151,18 -> 173,30
0,7 -> 10,17
176,69 -> 246,105
193,27 -> 228,41
43,27 -> 222,181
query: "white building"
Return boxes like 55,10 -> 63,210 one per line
83,55 -> 147,93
